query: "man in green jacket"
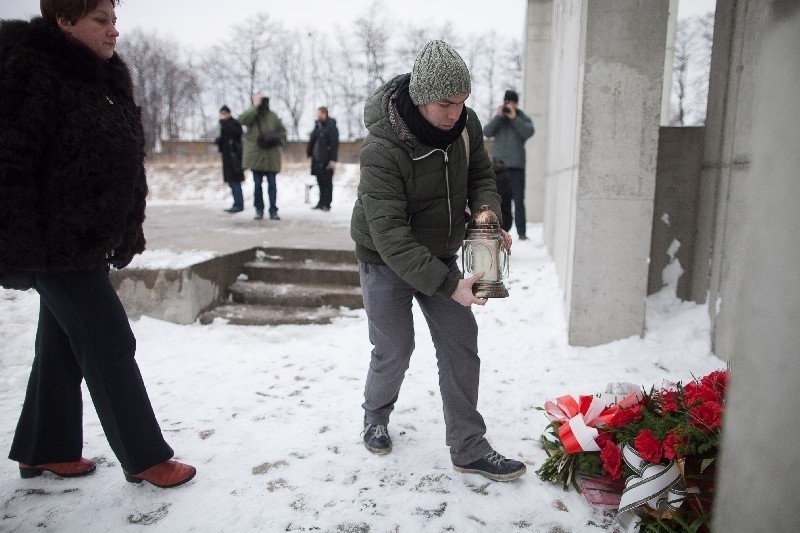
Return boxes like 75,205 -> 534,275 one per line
350,40 -> 525,482
238,93 -> 287,220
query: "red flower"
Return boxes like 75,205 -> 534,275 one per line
600,442 -> 623,480
634,429 -> 662,463
609,405 -> 643,428
660,390 -> 680,413
662,431 -> 686,460
684,381 -> 719,406
594,431 -> 616,448
690,401 -> 724,431
701,370 -> 729,397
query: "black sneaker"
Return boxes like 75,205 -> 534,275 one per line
453,450 -> 526,482
518,234 -> 528,241
269,213 -> 281,221
362,424 -> 392,455
254,211 -> 264,220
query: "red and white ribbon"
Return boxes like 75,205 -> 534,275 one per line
543,384 -> 643,453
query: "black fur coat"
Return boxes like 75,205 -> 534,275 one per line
0,18 -> 148,285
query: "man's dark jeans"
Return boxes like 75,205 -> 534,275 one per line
252,170 -> 278,215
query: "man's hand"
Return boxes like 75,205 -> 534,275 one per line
451,272 -> 487,307
500,229 -> 512,256
327,160 -> 337,170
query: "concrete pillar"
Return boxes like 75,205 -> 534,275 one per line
661,0 -> 679,125
522,0 -> 553,224
690,0 -> 768,358
715,3 -> 800,530
545,0 -> 669,346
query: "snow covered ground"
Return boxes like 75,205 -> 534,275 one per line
0,162 -> 725,531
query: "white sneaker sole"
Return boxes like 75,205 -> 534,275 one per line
452,464 -> 526,482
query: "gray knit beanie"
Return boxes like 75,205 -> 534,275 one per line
409,40 -> 471,105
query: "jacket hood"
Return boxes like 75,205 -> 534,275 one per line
363,73 -> 409,141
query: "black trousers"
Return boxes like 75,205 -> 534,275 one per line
495,170 -> 513,232
8,269 -> 173,474
507,167 -> 527,237
315,167 -> 334,209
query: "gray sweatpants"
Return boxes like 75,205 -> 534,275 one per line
359,258 -> 493,465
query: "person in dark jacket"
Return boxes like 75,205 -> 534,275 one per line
0,0 -> 195,489
215,105 -> 245,213
351,40 -> 526,482
238,93 -> 287,220
307,106 -> 339,211
482,89 -> 535,240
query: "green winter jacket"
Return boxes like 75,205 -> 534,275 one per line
237,106 -> 287,173
350,74 -> 501,298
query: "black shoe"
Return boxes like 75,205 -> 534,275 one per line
254,211 -> 264,220
225,207 -> 243,213
362,424 -> 392,455
321,207 -> 330,212
518,235 -> 528,241
453,450 -> 526,482
269,213 -> 281,221
311,205 -> 322,210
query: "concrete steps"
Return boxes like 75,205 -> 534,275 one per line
198,247 -> 363,326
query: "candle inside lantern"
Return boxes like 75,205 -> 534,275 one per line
465,240 -> 499,281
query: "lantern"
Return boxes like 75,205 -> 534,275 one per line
462,205 -> 509,298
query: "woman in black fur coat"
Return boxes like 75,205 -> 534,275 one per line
0,0 -> 195,488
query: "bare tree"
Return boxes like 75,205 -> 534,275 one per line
117,30 -> 200,151
671,13 -> 715,126
353,0 -> 391,98
307,30 -> 338,119
474,31 -> 501,125
271,28 -> 309,139
334,30 -> 365,140
671,18 -> 692,125
397,24 -> 433,70
204,13 -> 274,114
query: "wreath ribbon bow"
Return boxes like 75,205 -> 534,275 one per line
544,384 -> 642,453
544,395 -> 608,452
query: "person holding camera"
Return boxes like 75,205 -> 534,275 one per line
482,90 -> 535,240
238,93 -> 287,220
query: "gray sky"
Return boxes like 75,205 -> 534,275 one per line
0,0 -> 715,51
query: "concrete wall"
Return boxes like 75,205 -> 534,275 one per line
647,126 -> 704,299
715,3 -> 800,529
691,0 -> 768,356
523,0 -> 553,224
154,140 -> 364,165
543,0 -> 584,284
110,248 -> 258,324
545,0 -> 669,346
